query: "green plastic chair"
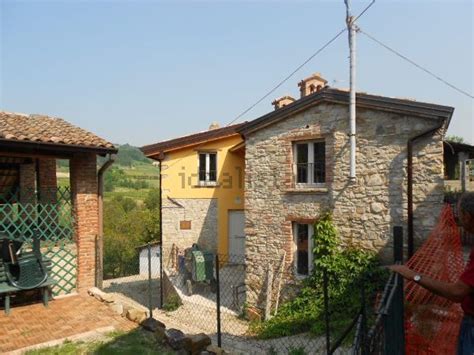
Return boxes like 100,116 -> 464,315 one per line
5,233 -> 48,290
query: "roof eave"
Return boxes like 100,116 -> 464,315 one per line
238,89 -> 454,136
141,132 -> 242,158
0,138 -> 118,157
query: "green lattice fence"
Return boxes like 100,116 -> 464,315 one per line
0,187 -> 77,296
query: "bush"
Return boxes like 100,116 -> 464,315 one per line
253,213 -> 388,339
163,295 -> 181,312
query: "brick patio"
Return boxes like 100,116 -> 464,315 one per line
0,294 -> 136,353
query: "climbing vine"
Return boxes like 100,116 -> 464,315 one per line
251,212 -> 388,341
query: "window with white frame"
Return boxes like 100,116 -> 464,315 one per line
293,141 -> 325,185
198,152 -> 217,185
293,223 -> 314,276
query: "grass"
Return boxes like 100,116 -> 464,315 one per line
26,329 -> 174,355
122,162 -> 159,177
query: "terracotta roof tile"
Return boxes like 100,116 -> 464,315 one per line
0,111 -> 116,151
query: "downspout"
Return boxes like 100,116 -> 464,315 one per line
407,120 -> 446,258
157,152 -> 164,309
97,154 -> 116,288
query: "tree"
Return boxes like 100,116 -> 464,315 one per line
102,192 -> 160,278
446,135 -> 465,143
144,189 -> 160,210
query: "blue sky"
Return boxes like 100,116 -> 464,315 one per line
1,0 -> 473,146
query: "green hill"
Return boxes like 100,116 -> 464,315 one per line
57,144 -> 159,202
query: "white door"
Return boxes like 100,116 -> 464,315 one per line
228,211 -> 245,260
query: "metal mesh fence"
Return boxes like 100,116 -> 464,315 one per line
97,240 -> 401,354
353,271 -> 404,355
100,242 -> 161,316
161,250 -> 331,354
218,255 -> 326,354
351,227 -> 405,355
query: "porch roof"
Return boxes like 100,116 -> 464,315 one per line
0,111 -> 117,156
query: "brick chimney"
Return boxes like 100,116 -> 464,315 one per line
298,73 -> 327,98
209,122 -> 220,130
272,96 -> 295,110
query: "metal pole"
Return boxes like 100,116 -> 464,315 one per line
159,159 -> 164,309
345,0 -> 357,182
460,153 -> 468,192
393,226 -> 403,263
360,277 -> 367,354
393,226 -> 405,355
215,254 -> 222,347
148,243 -> 153,318
323,269 -> 330,354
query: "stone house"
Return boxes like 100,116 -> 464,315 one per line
240,74 -> 453,306
0,111 -> 117,297
143,73 -> 455,308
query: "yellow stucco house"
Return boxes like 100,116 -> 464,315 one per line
141,123 -> 246,266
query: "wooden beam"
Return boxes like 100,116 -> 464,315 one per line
0,149 -> 73,160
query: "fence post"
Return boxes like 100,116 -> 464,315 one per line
393,226 -> 405,354
323,269 -> 330,355
393,226 -> 403,263
147,243 -> 153,318
215,254 -> 222,348
159,243 -> 164,309
360,276 -> 368,354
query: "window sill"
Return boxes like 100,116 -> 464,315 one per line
194,182 -> 219,188
285,186 -> 328,194
294,273 -> 309,281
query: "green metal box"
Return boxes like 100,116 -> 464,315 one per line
191,250 -> 206,282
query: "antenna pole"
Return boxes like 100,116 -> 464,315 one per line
345,0 -> 357,182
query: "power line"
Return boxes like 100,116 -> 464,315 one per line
353,0 -> 375,23
359,29 -> 474,100
163,27 -> 347,171
227,0 -> 377,126
226,27 -> 347,126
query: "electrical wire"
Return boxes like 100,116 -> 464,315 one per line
359,29 -> 474,100
162,26 -> 348,171
226,27 -> 346,127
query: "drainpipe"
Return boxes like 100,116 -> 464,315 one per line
407,120 -> 446,258
97,154 -> 116,287
156,152 -> 165,309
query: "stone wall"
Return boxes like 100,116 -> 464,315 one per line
162,197 -> 218,268
244,103 -> 445,307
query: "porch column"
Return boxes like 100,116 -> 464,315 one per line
19,163 -> 36,203
71,153 -> 98,292
38,158 -> 57,203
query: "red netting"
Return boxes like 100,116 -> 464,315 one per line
404,204 -> 464,354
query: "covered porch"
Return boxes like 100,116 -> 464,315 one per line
0,112 -> 117,310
